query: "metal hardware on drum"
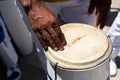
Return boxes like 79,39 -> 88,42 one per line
54,63 -> 58,80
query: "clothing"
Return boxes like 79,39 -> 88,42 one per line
0,0 -> 34,55
0,19 -> 21,79
107,12 -> 120,61
43,0 -> 95,26
0,16 -> 18,67
0,0 -> 47,71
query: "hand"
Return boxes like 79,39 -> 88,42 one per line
19,0 -> 66,51
88,0 -> 111,29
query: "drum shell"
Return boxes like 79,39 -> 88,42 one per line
47,57 -> 110,80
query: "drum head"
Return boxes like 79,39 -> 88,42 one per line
45,23 -> 111,70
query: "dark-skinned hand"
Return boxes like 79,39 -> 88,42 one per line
88,0 -> 111,29
19,0 -> 66,51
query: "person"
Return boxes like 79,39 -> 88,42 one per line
107,12 -> 120,77
0,0 -> 51,79
0,14 -> 21,80
0,0 -> 111,79
19,0 -> 111,51
0,0 -> 41,79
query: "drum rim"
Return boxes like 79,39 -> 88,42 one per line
46,37 -> 112,71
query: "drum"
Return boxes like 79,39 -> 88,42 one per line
45,23 -> 112,80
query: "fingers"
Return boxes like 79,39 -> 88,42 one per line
35,31 -> 48,51
87,0 -> 96,15
39,23 -> 66,51
47,24 -> 66,51
99,0 -> 111,29
94,13 -> 99,28
95,6 -> 109,29
94,0 -> 111,29
99,14 -> 108,29
53,23 -> 67,46
41,29 -> 59,51
95,10 -> 106,29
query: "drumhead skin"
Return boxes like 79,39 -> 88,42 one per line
45,23 -> 112,70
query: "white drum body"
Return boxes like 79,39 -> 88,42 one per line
47,58 -> 110,80
46,23 -> 112,80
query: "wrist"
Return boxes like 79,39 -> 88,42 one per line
31,0 -> 41,4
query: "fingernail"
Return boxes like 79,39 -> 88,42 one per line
59,47 -> 64,51
53,47 -> 58,51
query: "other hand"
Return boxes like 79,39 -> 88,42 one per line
88,0 -> 111,29
19,0 -> 66,51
